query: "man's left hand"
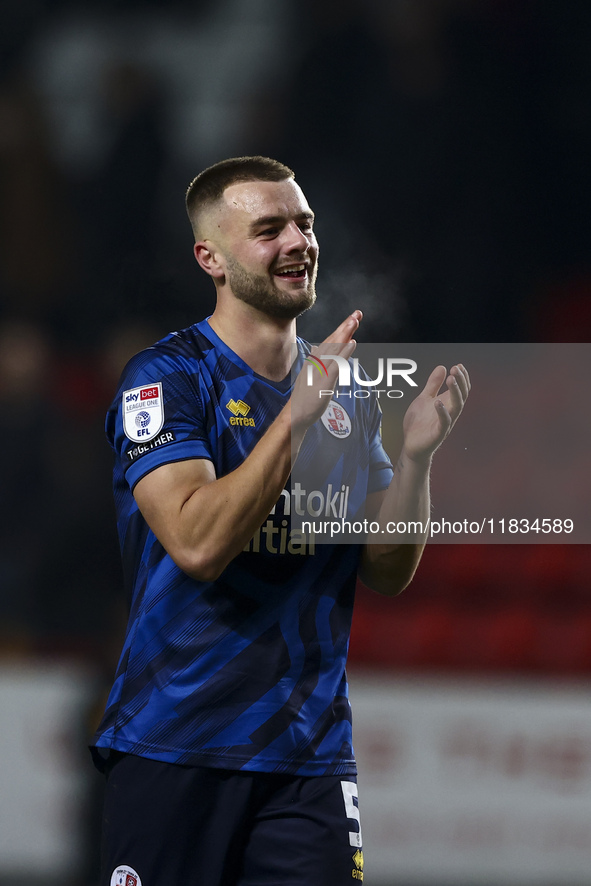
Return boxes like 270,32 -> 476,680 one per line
401,363 -> 471,463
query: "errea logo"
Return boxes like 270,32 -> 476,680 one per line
352,849 -> 364,880
226,399 -> 256,427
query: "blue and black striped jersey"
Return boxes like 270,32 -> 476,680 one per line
92,319 -> 393,775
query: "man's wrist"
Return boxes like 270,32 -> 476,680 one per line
399,446 -> 433,473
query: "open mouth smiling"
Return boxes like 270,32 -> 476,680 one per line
274,264 -> 308,281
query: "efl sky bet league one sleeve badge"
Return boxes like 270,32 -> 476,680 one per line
122,383 -> 164,442
321,400 -> 352,438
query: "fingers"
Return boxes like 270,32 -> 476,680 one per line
446,364 -> 470,416
434,396 -> 453,434
313,310 -> 362,364
450,363 -> 471,399
323,310 -> 363,346
424,364 -> 470,402
423,363 -> 469,433
422,365 -> 448,398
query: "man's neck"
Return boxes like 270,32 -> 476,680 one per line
208,303 -> 297,382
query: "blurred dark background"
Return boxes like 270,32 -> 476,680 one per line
0,0 -> 590,883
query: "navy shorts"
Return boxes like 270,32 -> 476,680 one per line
100,753 -> 364,886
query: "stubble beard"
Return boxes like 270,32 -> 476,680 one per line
225,255 -> 317,321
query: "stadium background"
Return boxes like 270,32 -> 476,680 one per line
0,0 -> 590,883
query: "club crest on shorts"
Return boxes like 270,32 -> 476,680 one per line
110,865 -> 142,886
321,400 -> 352,439
122,383 -> 164,442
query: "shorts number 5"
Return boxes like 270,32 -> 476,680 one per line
341,781 -> 363,848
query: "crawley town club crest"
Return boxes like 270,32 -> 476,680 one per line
110,865 -> 142,886
321,400 -> 352,439
122,383 -> 164,442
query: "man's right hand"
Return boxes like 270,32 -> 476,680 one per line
290,310 -> 362,432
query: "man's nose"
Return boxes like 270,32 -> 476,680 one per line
283,221 -> 311,252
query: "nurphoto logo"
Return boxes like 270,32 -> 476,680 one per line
304,355 -> 329,376
305,353 -> 418,399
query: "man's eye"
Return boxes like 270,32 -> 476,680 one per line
260,228 -> 278,237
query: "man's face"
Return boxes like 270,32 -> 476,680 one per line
212,179 -> 319,320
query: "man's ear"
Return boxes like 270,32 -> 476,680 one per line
194,241 -> 225,280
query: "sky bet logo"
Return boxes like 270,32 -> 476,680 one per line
122,383 -> 164,442
306,355 -> 418,399
125,386 -> 159,404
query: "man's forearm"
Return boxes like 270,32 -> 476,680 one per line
173,401 -> 308,581
358,450 -> 432,596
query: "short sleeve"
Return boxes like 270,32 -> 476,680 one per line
106,347 -> 213,491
